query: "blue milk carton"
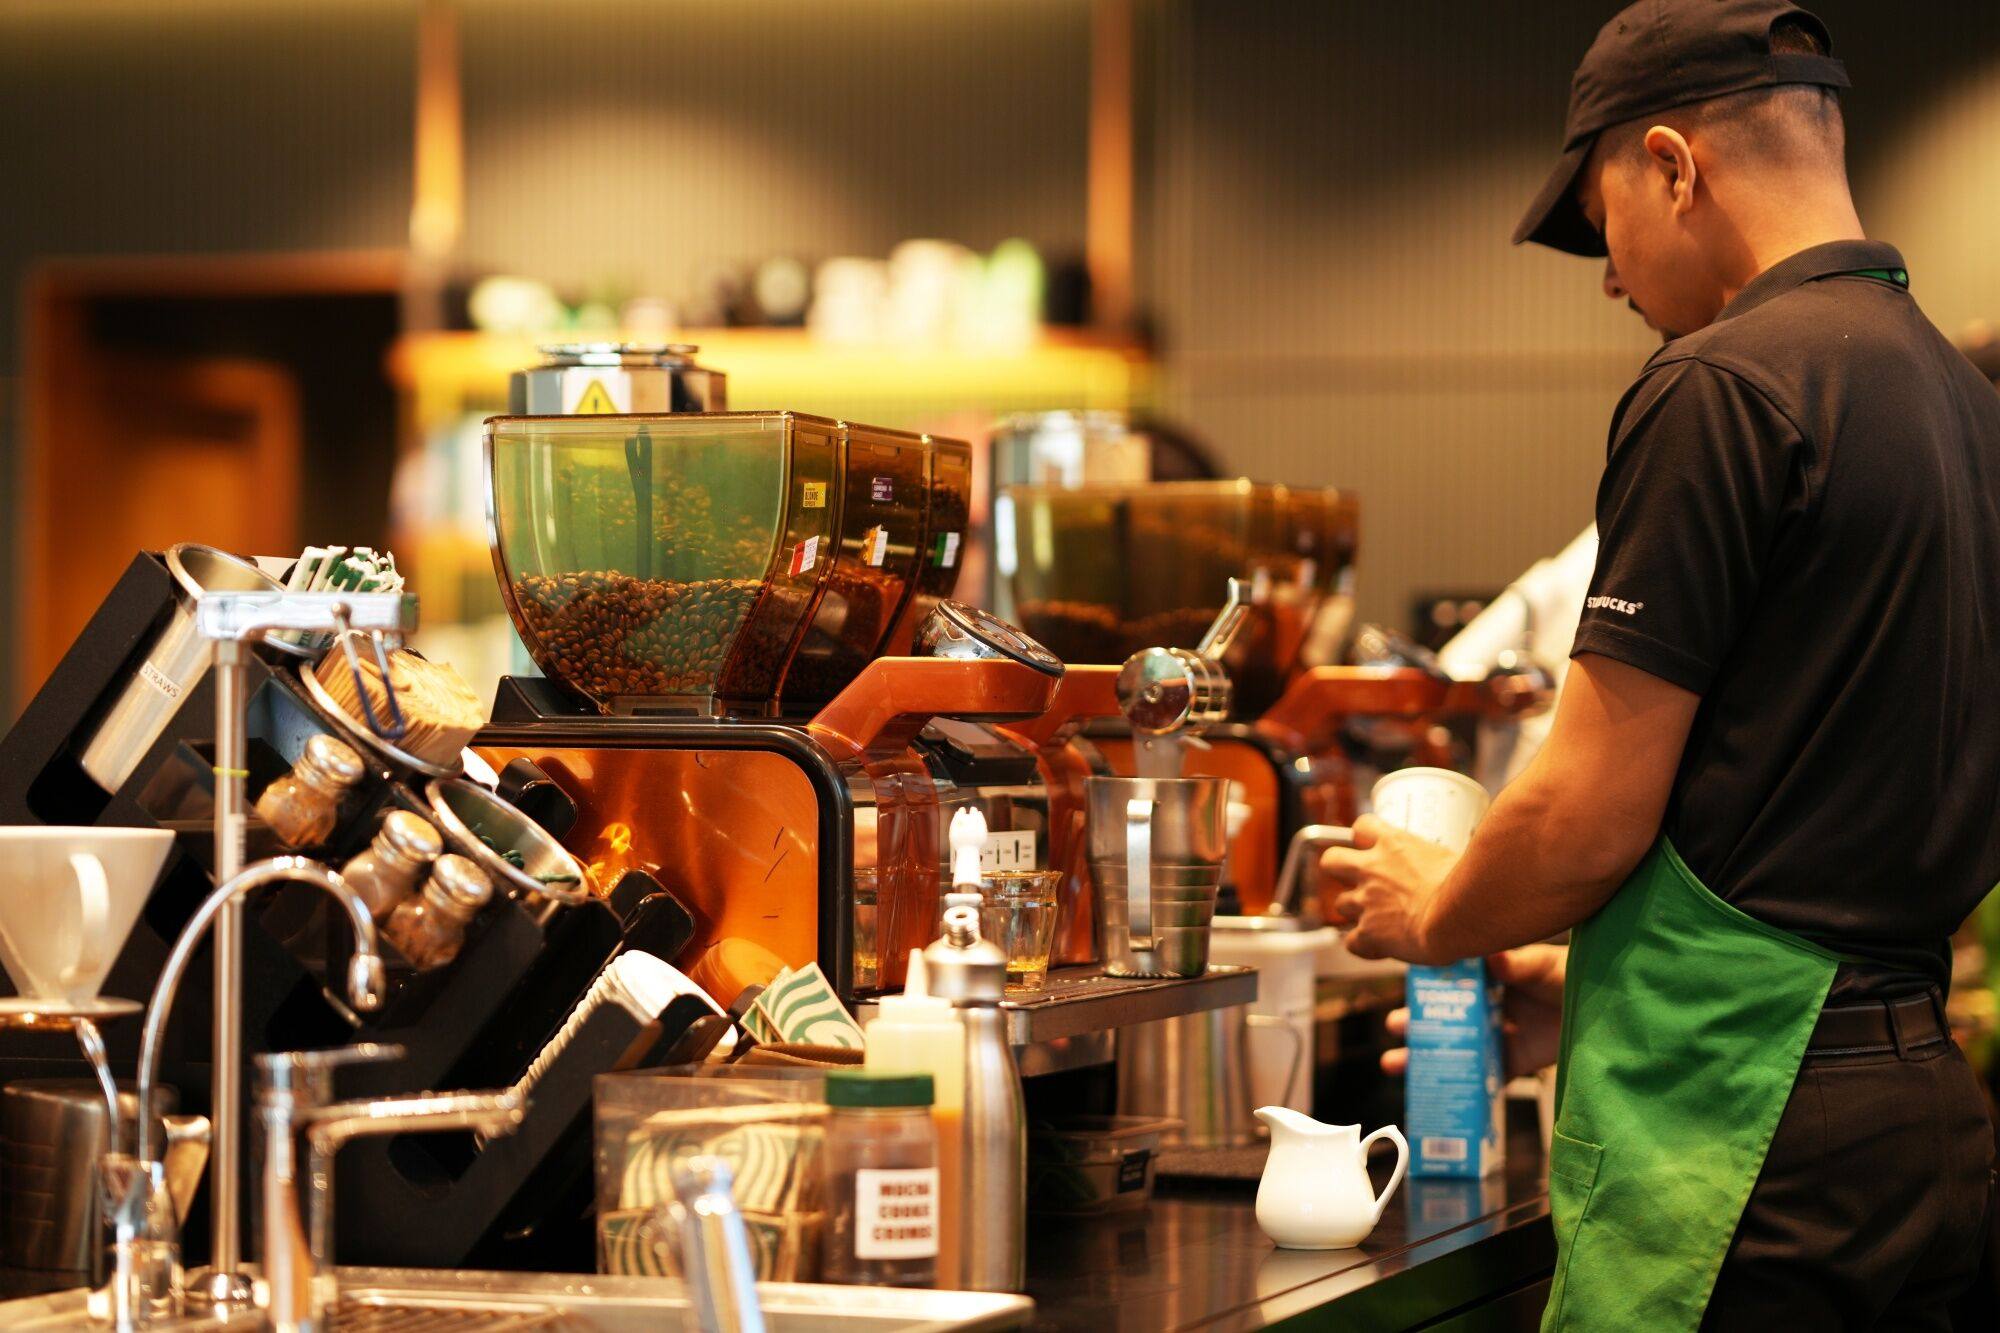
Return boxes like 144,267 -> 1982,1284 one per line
1405,959 -> 1505,1177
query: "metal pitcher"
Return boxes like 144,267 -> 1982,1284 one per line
1117,1003 -> 1304,1149
1085,775 -> 1227,977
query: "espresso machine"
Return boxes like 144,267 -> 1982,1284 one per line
474,411 -> 1071,1004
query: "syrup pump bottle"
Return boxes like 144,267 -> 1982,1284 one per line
922,902 -> 1025,1293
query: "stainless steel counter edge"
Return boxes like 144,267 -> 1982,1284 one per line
858,966 -> 1261,1049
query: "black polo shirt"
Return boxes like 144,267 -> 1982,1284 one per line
1572,240 -> 2000,1000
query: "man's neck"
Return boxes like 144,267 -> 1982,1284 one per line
1714,187 -> 1866,305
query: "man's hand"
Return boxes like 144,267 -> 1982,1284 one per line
1336,654 -> 1701,964
1321,814 -> 1460,965
1380,944 -> 1569,1077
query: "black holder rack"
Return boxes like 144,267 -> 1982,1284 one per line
0,551 -> 706,1271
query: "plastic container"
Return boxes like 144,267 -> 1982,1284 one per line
594,1068 -> 828,1281
486,411 -> 841,713
1027,1116 -> 1177,1215
820,1071 -> 940,1288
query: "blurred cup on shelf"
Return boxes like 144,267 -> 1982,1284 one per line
978,871 -> 1062,993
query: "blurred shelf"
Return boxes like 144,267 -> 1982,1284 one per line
389,328 -> 1154,430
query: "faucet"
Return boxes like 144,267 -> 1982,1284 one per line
668,1156 -> 766,1333
132,856 -> 387,1312
254,1044 -> 524,1333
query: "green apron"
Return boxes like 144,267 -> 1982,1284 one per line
1541,838 -> 1845,1331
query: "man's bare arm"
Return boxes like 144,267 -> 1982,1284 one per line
1328,651 -> 1700,963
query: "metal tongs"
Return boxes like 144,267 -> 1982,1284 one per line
330,607 -> 409,742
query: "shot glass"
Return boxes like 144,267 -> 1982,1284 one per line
852,868 -> 880,992
978,870 -> 1063,993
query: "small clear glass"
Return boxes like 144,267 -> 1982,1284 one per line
852,869 -> 880,991
97,1153 -> 180,1328
978,870 -> 1063,993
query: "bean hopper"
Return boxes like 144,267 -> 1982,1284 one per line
477,411 -> 1064,1000
991,482 -> 1362,921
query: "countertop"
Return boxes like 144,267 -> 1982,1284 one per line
1023,1122 -> 1553,1332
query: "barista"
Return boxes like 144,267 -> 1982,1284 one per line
1326,3 -> 2000,1328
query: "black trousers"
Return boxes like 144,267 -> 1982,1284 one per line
1701,1035 -> 1995,1329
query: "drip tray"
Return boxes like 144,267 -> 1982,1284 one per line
995,965 -> 1259,1045
333,1300 -> 569,1331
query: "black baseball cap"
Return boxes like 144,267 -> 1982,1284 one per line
1514,0 -> 1849,257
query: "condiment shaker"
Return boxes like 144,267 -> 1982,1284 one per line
254,734 -> 364,849
383,853 -> 492,970
921,904 -> 1024,1293
339,810 -> 443,920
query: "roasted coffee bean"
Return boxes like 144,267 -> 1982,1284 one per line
511,571 -> 762,704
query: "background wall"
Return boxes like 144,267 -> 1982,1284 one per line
457,0 -> 1090,309
2,0 -> 1998,710
1142,0 -> 2000,630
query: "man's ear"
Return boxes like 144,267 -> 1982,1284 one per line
1641,125 -> 1698,217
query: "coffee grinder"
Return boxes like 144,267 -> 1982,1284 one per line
473,411 -> 1068,1003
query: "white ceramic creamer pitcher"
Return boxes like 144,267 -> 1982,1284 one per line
1253,1107 -> 1409,1250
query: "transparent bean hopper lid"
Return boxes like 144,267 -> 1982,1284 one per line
487,411 -> 973,716
998,480 -> 1357,713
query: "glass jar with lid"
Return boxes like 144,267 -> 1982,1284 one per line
820,1070 -> 939,1289
339,810 -> 443,921
383,853 -> 492,970
254,734 -> 365,849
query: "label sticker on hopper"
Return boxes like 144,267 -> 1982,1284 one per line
802,482 -> 827,509
871,476 -> 894,502
933,531 -> 960,568
789,536 -> 820,575
864,527 -> 889,567
561,371 -> 629,415
981,829 -> 1036,872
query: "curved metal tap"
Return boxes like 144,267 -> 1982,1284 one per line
133,857 -> 385,1170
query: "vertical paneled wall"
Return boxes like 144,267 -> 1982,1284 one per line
1142,0 -> 2000,629
457,0 -> 1090,306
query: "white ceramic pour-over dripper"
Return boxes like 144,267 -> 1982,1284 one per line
0,827 -> 172,1005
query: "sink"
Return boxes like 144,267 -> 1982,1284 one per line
0,1267 -> 1034,1331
